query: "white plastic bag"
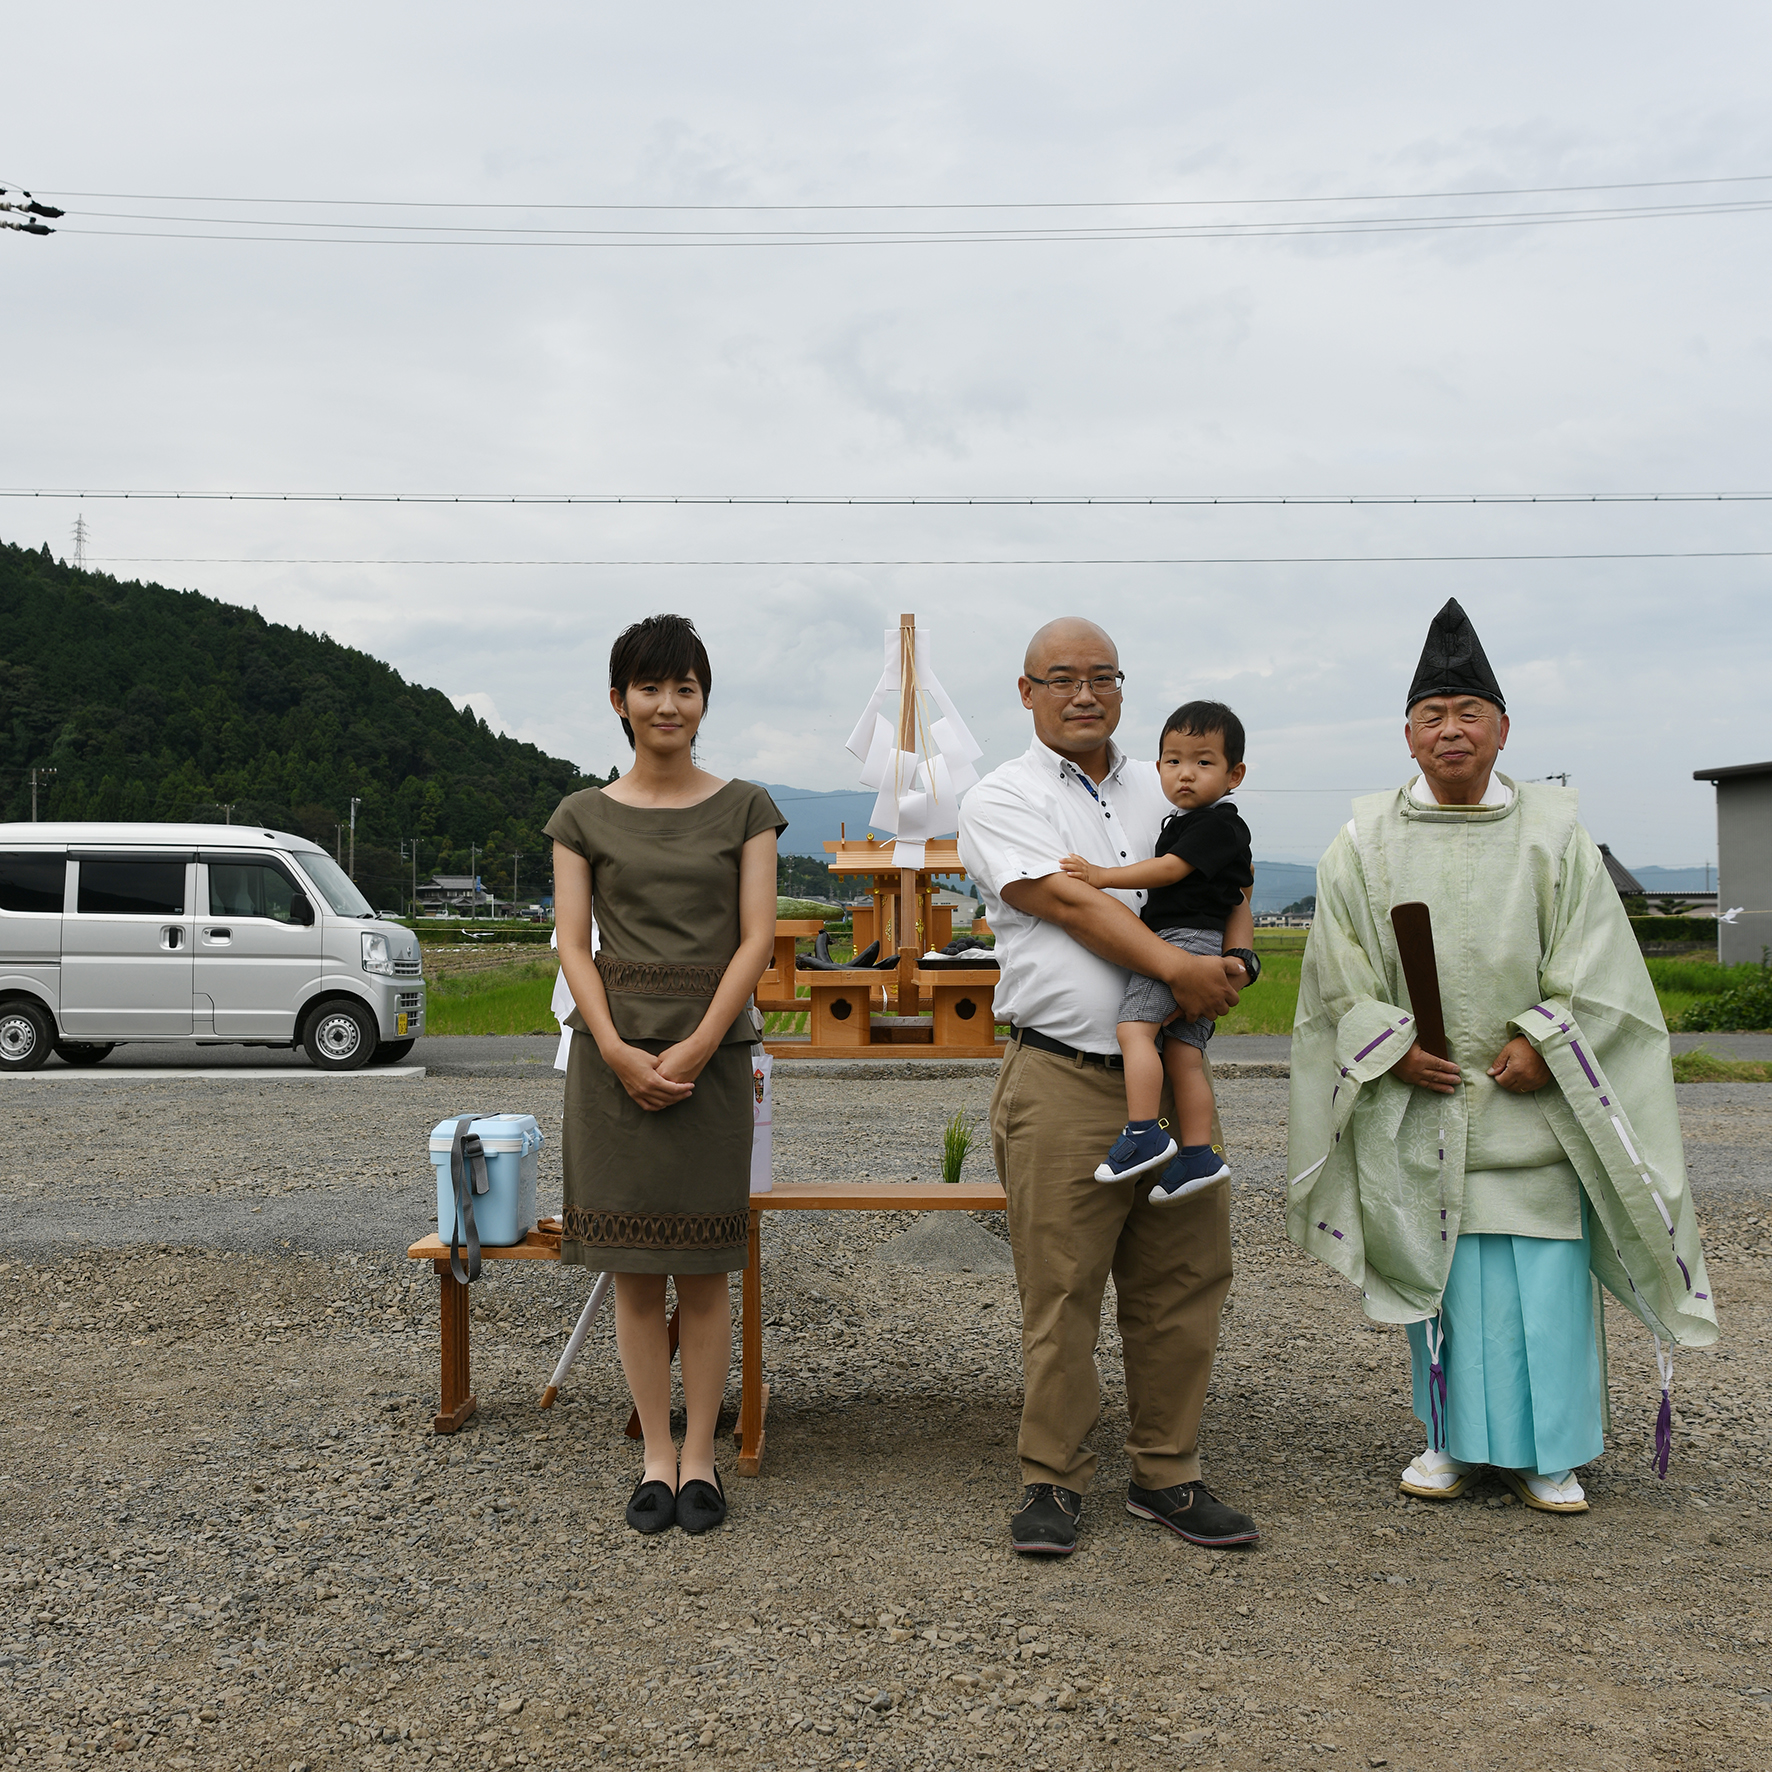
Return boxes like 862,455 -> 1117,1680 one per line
749,1049 -> 774,1194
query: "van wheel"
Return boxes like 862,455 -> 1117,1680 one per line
302,1000 -> 377,1072
371,1038 -> 416,1065
0,1000 -> 54,1072
53,1043 -> 114,1067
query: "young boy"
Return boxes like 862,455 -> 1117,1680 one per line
1061,700 -> 1254,1203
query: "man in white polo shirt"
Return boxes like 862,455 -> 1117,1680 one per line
959,616 -> 1261,1555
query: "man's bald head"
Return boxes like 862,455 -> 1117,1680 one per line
1024,617 -> 1118,678
1018,617 -> 1123,766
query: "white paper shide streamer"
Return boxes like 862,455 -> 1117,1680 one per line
843,624 -> 983,867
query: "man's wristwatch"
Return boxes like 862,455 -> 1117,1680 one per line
1224,946 -> 1261,985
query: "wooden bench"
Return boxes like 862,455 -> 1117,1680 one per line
406,1179 -> 1007,1474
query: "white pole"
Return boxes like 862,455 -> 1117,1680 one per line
540,1271 -> 613,1407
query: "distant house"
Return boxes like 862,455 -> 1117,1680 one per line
1692,759 -> 1772,964
1596,845 -> 1644,899
413,873 -> 493,916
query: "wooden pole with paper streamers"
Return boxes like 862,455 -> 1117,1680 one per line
755,610 -> 1000,1058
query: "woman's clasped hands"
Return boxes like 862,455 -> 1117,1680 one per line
604,1035 -> 717,1110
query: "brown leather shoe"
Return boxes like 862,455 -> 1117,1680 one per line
1011,1483 -> 1081,1555
1125,1480 -> 1258,1546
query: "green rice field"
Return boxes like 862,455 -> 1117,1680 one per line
424,956 -> 559,1036
1641,957 -> 1766,1031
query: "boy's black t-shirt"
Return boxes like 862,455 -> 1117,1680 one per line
1140,800 -> 1254,933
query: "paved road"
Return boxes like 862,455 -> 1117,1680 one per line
39,1033 -> 567,1076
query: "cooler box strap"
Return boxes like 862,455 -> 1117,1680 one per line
448,1115 -> 490,1284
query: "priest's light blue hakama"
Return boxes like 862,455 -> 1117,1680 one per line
1406,1210 -> 1606,1477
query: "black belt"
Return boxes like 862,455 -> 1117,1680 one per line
1012,1026 -> 1124,1070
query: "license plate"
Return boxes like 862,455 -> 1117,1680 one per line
396,1013 -> 408,1035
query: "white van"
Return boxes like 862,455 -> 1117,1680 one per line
0,823 -> 425,1073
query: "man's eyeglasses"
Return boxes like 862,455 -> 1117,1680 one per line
1025,671 -> 1126,699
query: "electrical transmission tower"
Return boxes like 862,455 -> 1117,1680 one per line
71,514 -> 89,570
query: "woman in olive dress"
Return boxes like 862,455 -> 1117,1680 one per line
548,614 -> 784,1536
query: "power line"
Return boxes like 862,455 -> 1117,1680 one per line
48,195 -> 1772,248
83,549 -> 1772,568
56,193 -> 1772,238
29,170 -> 1772,211
10,487 -> 1771,507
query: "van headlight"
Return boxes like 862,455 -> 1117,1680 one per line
361,932 -> 395,976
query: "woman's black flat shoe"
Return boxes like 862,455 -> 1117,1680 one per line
675,1471 -> 727,1536
626,1479 -> 678,1535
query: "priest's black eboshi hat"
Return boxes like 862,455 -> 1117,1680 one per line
1405,597 -> 1506,712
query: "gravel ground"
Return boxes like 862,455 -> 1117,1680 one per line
1,1071 -> 1769,1772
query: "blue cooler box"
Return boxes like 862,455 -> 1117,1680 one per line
429,1114 -> 543,1247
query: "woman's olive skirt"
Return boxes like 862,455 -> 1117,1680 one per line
560,1035 -> 752,1275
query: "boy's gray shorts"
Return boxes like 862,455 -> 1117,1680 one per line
1117,926 -> 1223,1049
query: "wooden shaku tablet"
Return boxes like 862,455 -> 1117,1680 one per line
1389,901 -> 1449,1061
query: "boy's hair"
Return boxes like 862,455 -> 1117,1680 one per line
1160,699 -> 1245,768
608,614 -> 713,748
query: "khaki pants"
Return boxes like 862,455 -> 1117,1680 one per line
989,1038 -> 1232,1494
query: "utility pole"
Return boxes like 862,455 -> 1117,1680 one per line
335,825 -> 344,863
512,851 -> 523,915
71,514 -> 88,571
29,765 -> 56,821
348,796 -> 362,880
469,843 -> 478,919
401,840 -> 420,917
219,802 -> 237,825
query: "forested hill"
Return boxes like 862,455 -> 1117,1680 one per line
0,540 -> 604,908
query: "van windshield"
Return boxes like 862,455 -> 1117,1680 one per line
294,852 -> 375,918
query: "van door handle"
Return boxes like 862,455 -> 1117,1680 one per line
204,927 -> 232,943
161,926 -> 186,951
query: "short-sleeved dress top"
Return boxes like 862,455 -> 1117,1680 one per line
544,780 -> 786,1274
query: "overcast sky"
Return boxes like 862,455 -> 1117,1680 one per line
5,3 -> 1769,866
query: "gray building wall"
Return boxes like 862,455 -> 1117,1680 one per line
1715,774 -> 1772,965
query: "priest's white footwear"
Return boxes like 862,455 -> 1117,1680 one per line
1398,1448 -> 1473,1499
1498,1467 -> 1589,1513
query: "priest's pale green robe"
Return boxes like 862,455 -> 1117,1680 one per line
1286,777 -> 1716,1364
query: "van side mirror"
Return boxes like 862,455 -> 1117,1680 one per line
290,893 -> 315,927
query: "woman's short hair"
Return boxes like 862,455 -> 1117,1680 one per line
609,614 -> 713,748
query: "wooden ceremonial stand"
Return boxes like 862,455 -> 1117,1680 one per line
758,613 -> 1004,1061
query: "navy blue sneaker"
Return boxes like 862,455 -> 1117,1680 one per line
1148,1143 -> 1230,1204
1093,1118 -> 1178,1184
